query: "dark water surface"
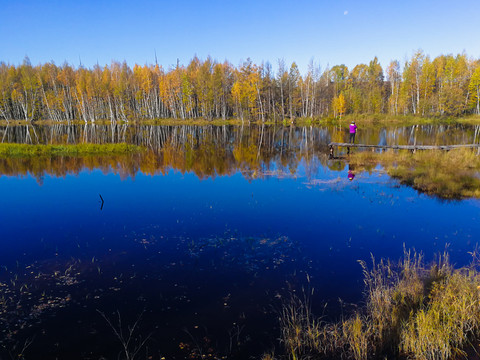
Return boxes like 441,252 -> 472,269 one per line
1,124 -> 480,359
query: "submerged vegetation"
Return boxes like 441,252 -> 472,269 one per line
0,143 -> 143,157
348,148 -> 480,199
0,227 -> 300,359
1,51 -> 480,124
274,249 -> 480,360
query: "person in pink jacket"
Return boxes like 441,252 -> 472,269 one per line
349,121 -> 357,143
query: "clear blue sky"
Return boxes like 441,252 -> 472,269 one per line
1,0 -> 479,74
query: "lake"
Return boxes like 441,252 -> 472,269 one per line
1,123 -> 479,359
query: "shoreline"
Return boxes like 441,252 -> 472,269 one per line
1,115 -> 480,128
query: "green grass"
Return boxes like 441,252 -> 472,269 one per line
2,114 -> 480,127
0,143 -> 144,157
348,148 -> 480,199
271,249 -> 480,360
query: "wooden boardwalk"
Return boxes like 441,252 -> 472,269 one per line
328,142 -> 480,151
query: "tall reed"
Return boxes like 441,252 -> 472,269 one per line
273,249 -> 480,360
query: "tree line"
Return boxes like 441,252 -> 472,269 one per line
1,51 -> 480,123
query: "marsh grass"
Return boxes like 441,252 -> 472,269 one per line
0,143 -> 143,158
274,249 -> 480,360
348,148 -> 480,199
279,290 -> 328,359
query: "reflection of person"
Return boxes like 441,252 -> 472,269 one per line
348,170 -> 355,181
348,164 -> 355,181
349,121 -> 357,143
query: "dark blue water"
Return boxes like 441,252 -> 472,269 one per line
1,124 -> 480,359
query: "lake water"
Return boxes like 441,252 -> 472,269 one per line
1,124 -> 480,359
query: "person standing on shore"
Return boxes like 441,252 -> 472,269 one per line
349,121 -> 357,143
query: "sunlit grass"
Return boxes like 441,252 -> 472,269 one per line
348,148 -> 480,199
2,114 -> 480,127
273,249 -> 480,360
0,143 -> 143,157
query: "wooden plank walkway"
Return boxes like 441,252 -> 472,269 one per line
328,142 -> 480,150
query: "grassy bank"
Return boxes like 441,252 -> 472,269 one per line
270,249 -> 480,360
348,148 -> 480,199
336,114 -> 480,125
1,114 -> 480,128
0,143 -> 144,157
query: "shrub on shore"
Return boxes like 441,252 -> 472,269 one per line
272,249 -> 480,360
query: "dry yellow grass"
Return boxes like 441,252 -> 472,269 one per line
348,148 -> 480,199
274,249 -> 480,360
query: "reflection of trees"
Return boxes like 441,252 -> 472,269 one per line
149,125 -> 331,180
0,125 -> 332,182
1,123 -> 479,183
0,154 -> 144,184
1,123 -> 478,148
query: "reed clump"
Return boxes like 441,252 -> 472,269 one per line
0,143 -> 143,157
348,148 -> 480,199
274,249 -> 480,360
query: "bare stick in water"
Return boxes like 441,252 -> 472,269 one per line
99,194 -> 104,210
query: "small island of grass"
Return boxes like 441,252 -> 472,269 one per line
0,143 -> 144,158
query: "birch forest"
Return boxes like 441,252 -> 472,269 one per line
1,51 -> 480,123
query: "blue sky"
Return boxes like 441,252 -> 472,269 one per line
1,0 -> 479,74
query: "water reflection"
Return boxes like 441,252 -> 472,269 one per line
0,125 -> 331,182
2,123 -> 480,146
2,124 -> 480,359
348,165 -> 355,181
1,123 -> 479,182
